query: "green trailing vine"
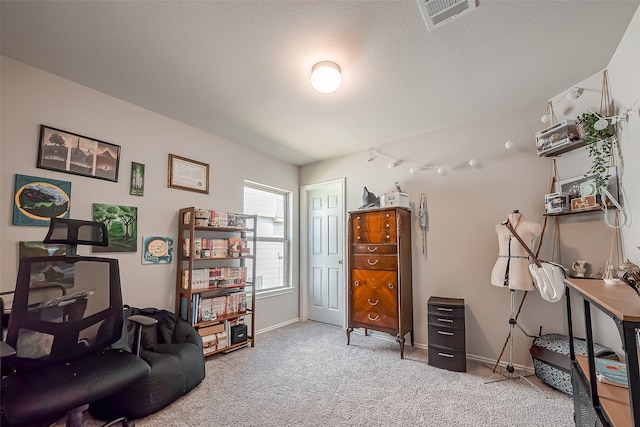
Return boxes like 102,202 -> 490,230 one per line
576,112 -> 613,191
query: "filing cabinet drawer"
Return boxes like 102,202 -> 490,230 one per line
428,345 -> 466,372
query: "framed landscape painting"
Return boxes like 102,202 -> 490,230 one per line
37,125 -> 121,182
13,174 -> 71,226
92,203 -> 137,252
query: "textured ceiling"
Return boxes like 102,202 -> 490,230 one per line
2,1 -> 638,165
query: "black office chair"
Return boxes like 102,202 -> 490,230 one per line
0,218 -> 151,427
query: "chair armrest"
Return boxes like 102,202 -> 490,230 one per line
128,315 -> 158,328
128,315 -> 158,356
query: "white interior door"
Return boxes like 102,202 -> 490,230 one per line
307,181 -> 344,326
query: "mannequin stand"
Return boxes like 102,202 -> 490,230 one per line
485,289 -> 544,394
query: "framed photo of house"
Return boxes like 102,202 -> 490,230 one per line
37,125 -> 121,182
168,154 -> 209,194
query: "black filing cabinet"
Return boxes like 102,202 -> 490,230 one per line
428,296 -> 466,372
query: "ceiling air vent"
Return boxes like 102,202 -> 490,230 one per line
417,0 -> 476,31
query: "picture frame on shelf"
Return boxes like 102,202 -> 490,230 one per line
168,154 -> 209,194
557,166 -> 618,211
37,125 -> 120,182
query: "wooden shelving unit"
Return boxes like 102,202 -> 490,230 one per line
565,278 -> 640,426
175,207 -> 257,357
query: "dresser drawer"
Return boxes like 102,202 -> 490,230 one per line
428,324 -> 465,350
351,211 -> 397,243
351,269 -> 398,329
352,244 -> 397,255
351,254 -> 397,271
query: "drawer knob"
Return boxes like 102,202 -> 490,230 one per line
357,225 -> 361,229
367,259 -> 379,266
354,280 -> 361,286
437,330 -> 454,336
385,214 -> 390,218
388,283 -> 394,289
367,246 -> 378,253
367,298 -> 379,306
437,318 -> 454,323
357,236 -> 361,240
367,314 -> 379,321
386,235 -> 390,239
386,223 -> 390,228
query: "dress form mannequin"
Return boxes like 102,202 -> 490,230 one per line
490,210 -> 542,291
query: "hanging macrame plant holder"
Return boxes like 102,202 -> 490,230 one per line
590,70 -> 628,229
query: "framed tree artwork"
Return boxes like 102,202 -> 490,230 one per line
92,203 -> 137,252
13,174 -> 71,226
37,125 -> 121,182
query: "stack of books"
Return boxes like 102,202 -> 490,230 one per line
595,357 -> 628,388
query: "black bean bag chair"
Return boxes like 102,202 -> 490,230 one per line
89,307 -> 205,420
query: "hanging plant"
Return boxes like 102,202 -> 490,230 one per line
576,112 -> 613,192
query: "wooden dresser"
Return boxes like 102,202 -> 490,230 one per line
346,207 -> 413,358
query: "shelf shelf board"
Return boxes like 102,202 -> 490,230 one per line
576,356 -> 631,427
543,206 -> 609,217
182,255 -> 254,261
194,310 -> 252,327
203,338 -> 253,357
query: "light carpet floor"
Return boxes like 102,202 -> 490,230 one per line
59,320 -> 574,426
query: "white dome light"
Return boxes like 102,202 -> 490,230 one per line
310,61 -> 342,94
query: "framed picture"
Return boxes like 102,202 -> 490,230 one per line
92,203 -> 137,252
130,162 -> 145,196
557,166 -> 618,210
13,174 -> 71,226
168,154 -> 209,194
37,125 -> 121,182
142,236 -> 173,264
19,241 -> 68,259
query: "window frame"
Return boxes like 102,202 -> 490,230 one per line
243,181 -> 292,295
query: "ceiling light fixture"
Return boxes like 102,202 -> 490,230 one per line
310,61 -> 342,94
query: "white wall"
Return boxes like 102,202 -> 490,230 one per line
300,6 -> 640,366
0,57 -> 300,331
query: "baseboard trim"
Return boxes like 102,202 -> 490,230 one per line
255,318 -> 300,335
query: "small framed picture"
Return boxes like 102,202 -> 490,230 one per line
168,154 -> 209,194
130,162 -> 145,196
37,125 -> 120,182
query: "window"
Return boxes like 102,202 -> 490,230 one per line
243,182 -> 290,292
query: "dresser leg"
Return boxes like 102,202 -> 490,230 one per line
410,331 -> 414,347
346,327 -> 353,345
397,335 -> 405,359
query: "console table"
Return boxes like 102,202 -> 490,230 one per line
564,278 -> 640,426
